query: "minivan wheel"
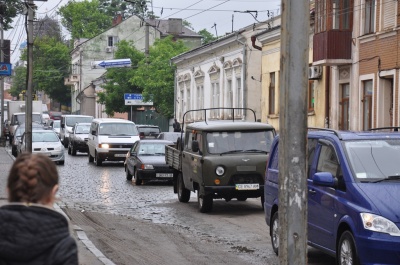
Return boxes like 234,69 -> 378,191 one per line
88,152 -> 94,163
338,231 -> 359,265
197,189 -> 213,213
177,173 -> 190,202
95,152 -> 102,166
271,211 -> 279,255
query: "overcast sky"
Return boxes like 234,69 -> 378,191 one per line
5,0 -> 281,64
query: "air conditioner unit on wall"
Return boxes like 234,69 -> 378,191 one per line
105,46 -> 113,53
308,66 -> 322,80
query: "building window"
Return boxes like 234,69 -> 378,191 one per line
108,36 -> 118,47
308,80 -> 315,111
269,72 -> 275,115
196,84 -> 204,120
212,82 -> 220,117
236,77 -> 242,116
180,89 -> 184,120
227,79 -> 233,109
362,80 -> 373,130
381,0 -> 396,30
340,83 -> 350,130
364,0 -> 375,34
315,0 -> 327,33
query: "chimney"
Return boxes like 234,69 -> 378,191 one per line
112,14 -> 123,26
167,18 -> 183,35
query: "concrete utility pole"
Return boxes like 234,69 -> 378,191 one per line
0,15 -> 4,146
25,0 -> 35,152
278,0 -> 309,264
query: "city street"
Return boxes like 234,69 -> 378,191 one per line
54,150 -> 335,265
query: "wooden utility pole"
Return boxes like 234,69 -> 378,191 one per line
278,0 -> 309,264
25,0 -> 35,152
0,15 -> 5,146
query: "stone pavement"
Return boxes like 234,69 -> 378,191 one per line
0,145 -> 111,265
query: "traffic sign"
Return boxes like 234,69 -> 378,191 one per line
0,63 -> 12,76
91,58 -> 131,69
124,93 -> 153,106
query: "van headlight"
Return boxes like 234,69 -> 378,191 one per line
360,213 -> 400,236
215,166 -> 225,176
99,144 -> 109,149
54,146 -> 62,151
142,164 -> 154,169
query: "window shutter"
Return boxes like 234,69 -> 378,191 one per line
383,0 -> 396,29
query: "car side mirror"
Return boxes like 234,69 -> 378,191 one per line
91,130 -> 96,135
139,132 -> 145,139
61,124 -> 65,128
192,140 -> 199,153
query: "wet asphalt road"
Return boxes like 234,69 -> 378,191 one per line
56,151 -> 335,265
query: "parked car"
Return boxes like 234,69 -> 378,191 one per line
264,127 -> 400,265
68,122 -> 91,155
156,132 -> 181,144
136,124 -> 161,139
12,122 -> 44,157
50,120 -> 61,138
60,114 -> 93,147
124,139 -> 175,185
19,129 -> 65,165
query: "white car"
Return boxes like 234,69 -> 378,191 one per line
19,129 -> 65,165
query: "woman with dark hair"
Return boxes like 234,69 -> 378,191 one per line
0,153 -> 78,265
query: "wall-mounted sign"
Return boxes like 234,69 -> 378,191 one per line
0,63 -> 12,76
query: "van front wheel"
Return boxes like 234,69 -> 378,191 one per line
197,190 -> 213,213
338,231 -> 359,265
177,173 -> 190,202
271,212 -> 279,255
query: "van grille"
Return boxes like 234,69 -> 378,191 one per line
108,143 -> 134,149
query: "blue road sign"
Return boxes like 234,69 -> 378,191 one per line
124,93 -> 153,106
91,59 -> 131,69
0,63 -> 12,76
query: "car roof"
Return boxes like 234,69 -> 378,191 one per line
187,121 -> 275,131
136,124 -> 160,127
139,139 -> 173,144
307,127 -> 400,141
92,118 -> 134,123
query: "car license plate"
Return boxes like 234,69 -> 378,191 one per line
235,184 -> 259,190
114,154 -> 126,157
156,173 -> 173,178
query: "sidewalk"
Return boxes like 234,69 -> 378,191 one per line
0,145 -> 109,265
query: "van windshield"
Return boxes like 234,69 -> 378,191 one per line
345,139 -> 400,181
66,116 -> 93,126
206,130 -> 274,154
15,114 -> 42,124
99,123 -> 138,136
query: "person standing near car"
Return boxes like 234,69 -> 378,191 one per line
0,153 -> 78,265
173,118 -> 181,132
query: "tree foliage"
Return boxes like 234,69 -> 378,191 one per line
98,37 -> 188,118
198,29 -> 218,45
98,0 -> 151,19
97,40 -> 145,116
131,36 -> 188,118
58,0 -> 112,39
12,37 -> 71,104
0,0 -> 24,30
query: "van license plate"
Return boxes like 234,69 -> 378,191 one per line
114,154 -> 126,157
156,173 -> 173,178
236,184 -> 259,190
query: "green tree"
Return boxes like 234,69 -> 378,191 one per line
0,0 -> 24,30
99,0 -> 151,18
131,36 -> 188,118
58,0 -> 112,39
31,37 -> 71,104
9,66 -> 27,97
97,40 -> 145,116
198,29 -> 218,44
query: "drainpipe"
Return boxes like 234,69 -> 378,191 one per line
236,33 -> 247,120
251,36 -> 262,51
325,66 -> 330,128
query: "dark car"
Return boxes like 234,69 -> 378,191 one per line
156,132 -> 181,144
124,139 -> 175,185
264,127 -> 400,265
135,124 -> 161,139
68,122 -> 91,155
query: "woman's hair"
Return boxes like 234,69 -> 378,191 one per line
7,153 -> 59,203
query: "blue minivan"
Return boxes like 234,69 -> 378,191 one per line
264,128 -> 400,265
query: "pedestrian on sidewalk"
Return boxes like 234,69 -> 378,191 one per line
173,118 -> 181,132
0,153 -> 78,265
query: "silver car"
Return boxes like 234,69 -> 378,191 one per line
19,129 -> 65,165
